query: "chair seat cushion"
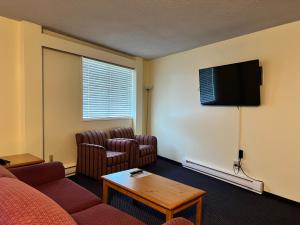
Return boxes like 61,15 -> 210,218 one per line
36,178 -> 101,214
106,151 -> 128,166
139,145 -> 154,156
71,203 -> 146,225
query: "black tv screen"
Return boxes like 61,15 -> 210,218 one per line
199,60 -> 261,106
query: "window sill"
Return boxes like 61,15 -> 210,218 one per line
83,117 -> 133,122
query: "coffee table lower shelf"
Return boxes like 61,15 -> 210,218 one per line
102,179 -> 204,225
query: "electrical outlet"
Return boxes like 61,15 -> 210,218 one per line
233,160 -> 240,167
233,160 -> 241,174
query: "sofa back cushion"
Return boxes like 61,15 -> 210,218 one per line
76,130 -> 108,147
9,162 -> 65,187
0,177 -> 76,225
0,165 -> 16,179
110,127 -> 135,139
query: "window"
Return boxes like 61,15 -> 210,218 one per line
82,57 -> 135,120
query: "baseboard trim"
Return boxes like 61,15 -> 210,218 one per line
65,165 -> 76,177
263,192 -> 300,207
157,155 -> 182,166
183,158 -> 264,194
158,155 -> 299,206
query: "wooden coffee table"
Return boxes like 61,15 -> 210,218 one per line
102,169 -> 206,225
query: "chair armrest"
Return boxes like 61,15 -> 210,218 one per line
9,162 -> 65,187
135,135 -> 157,147
77,143 -> 107,179
162,218 -> 193,225
79,143 -> 106,152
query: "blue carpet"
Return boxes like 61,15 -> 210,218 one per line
69,158 -> 300,225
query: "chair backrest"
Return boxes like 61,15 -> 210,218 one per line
110,127 -> 135,139
75,130 -> 108,147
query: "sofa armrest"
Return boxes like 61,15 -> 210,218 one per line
106,139 -> 139,168
162,218 -> 193,225
135,135 -> 157,148
9,162 -> 65,187
77,143 -> 107,179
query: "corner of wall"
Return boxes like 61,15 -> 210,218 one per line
18,20 -> 43,158
133,57 -> 145,134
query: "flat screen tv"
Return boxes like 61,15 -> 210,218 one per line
199,59 -> 262,106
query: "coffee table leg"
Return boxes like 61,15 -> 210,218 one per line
166,210 -> 174,222
196,198 -> 203,225
102,180 -> 109,204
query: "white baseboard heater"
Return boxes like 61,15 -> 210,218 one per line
64,164 -> 76,177
182,158 -> 264,194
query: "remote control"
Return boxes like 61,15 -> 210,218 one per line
130,169 -> 143,176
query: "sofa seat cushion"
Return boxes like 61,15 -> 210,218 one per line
0,177 -> 76,225
139,145 -> 154,156
106,151 -> 128,166
72,203 -> 146,225
36,178 -> 101,214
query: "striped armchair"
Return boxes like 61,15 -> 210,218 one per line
75,130 -> 138,180
110,127 -> 157,167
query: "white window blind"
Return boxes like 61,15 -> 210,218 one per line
82,57 -> 135,120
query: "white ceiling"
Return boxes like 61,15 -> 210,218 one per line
1,0 -> 300,59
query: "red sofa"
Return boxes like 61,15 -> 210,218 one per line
0,162 -> 193,225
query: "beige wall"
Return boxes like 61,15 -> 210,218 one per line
0,17 -> 22,155
43,49 -> 132,166
0,16 -> 145,167
148,21 -> 300,202
19,21 -> 43,158
0,17 -> 43,158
